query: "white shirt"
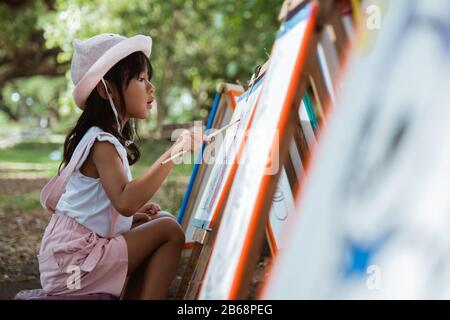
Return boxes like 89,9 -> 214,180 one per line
55,126 -> 133,237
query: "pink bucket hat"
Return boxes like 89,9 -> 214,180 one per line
71,33 -> 152,109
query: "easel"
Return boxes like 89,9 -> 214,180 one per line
176,68 -> 267,299
178,83 -> 243,241
177,0 -> 353,299
173,84 -> 242,297
266,0 -> 354,255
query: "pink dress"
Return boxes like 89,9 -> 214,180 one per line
38,131 -> 129,298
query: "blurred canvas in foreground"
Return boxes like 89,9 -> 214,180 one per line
264,0 -> 450,299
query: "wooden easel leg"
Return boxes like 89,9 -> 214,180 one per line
307,52 -> 331,118
184,232 -> 212,300
175,241 -> 203,300
329,4 -> 349,59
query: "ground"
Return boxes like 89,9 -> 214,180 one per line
0,178 -> 49,299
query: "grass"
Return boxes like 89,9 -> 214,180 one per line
0,142 -> 62,164
0,184 -> 185,215
0,138 -> 194,177
0,192 -> 42,213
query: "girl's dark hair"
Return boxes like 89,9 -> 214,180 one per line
59,51 -> 152,173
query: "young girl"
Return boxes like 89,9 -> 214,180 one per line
38,33 -> 208,300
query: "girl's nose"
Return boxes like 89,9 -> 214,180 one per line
145,79 -> 155,93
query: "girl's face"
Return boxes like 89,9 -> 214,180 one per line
122,67 -> 155,121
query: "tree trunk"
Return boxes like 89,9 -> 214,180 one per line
155,60 -> 175,131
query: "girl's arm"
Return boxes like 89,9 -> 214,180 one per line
93,132 -> 207,216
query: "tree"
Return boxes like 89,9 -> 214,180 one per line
0,0 -> 65,122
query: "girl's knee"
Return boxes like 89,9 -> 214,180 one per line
158,217 -> 185,244
171,220 -> 185,245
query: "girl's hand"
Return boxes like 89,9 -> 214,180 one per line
131,212 -> 150,229
138,202 -> 161,216
173,130 -> 210,155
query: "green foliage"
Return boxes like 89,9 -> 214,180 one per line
2,76 -> 67,120
0,1 -> 48,56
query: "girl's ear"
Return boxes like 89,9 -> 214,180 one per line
96,81 -> 113,100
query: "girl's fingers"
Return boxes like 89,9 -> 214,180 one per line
132,213 -> 150,228
139,203 -> 153,212
142,203 -> 160,216
148,203 -> 157,209
134,212 -> 147,218
136,203 -> 162,221
150,203 -> 160,210
133,212 -> 150,223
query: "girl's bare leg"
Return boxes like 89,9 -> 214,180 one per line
122,217 -> 185,299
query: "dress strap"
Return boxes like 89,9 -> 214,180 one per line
40,132 -> 114,214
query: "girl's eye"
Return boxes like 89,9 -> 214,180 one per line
139,78 -> 150,86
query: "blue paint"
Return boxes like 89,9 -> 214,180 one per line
343,242 -> 373,277
342,232 -> 391,278
276,4 -> 312,39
